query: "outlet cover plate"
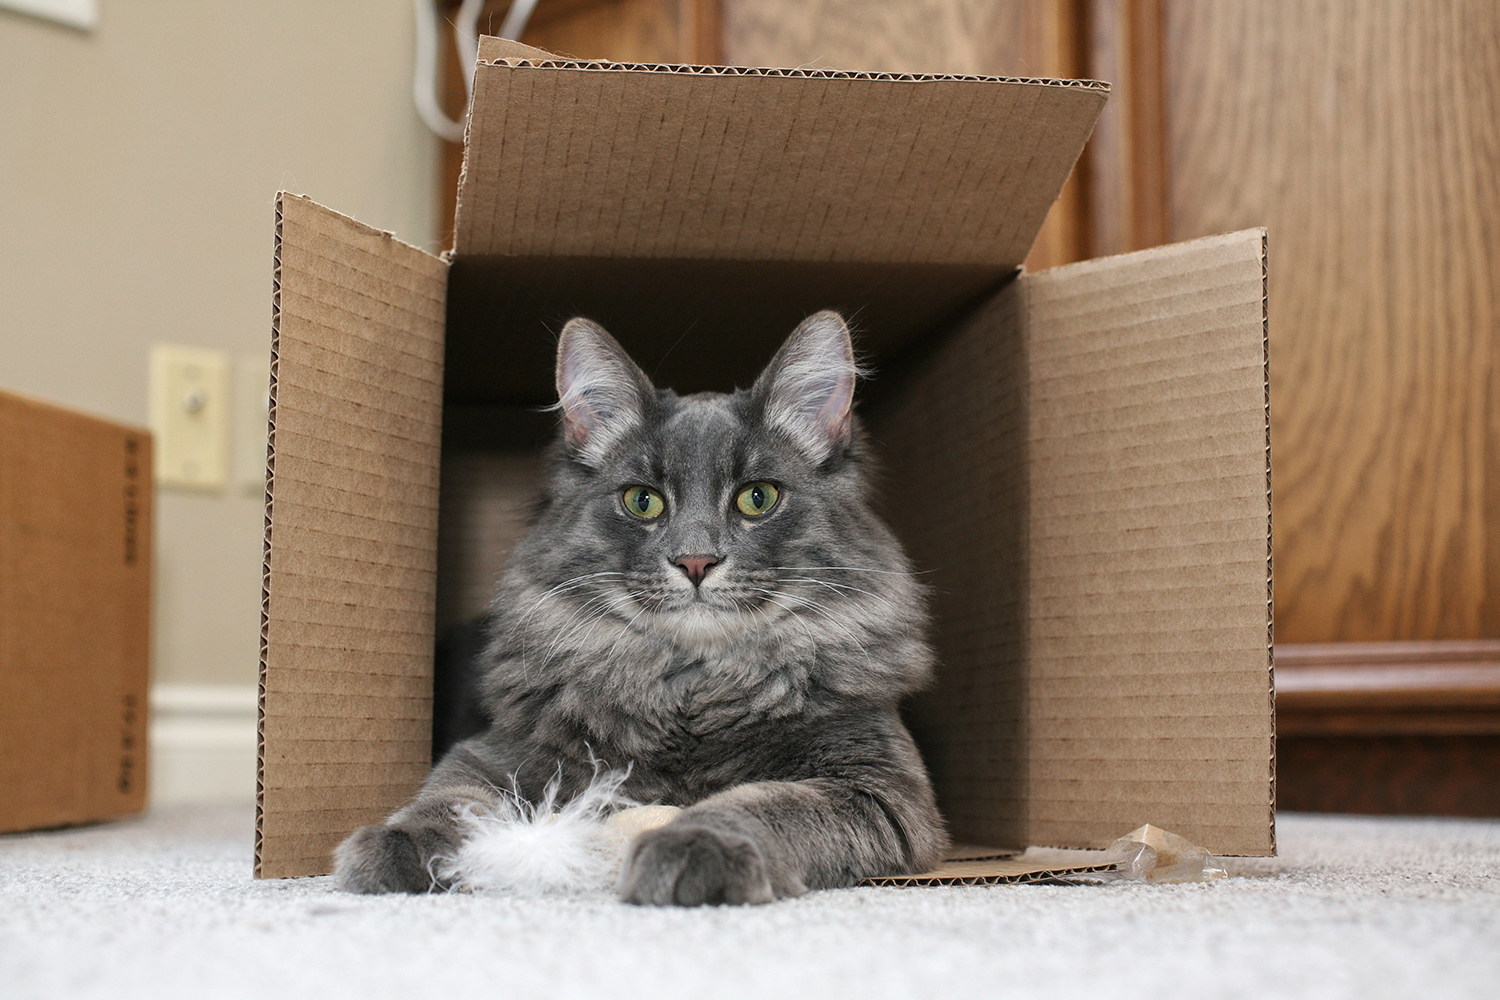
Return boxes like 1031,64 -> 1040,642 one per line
149,344 -> 229,492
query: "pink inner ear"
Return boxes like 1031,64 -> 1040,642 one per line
557,343 -> 604,452
562,407 -> 591,450
813,372 -> 855,444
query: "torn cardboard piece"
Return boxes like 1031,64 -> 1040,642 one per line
868,826 -> 1230,888
257,39 -> 1274,885
1098,823 -> 1230,883
864,854 -> 1116,888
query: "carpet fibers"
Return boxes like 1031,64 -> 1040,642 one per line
3,806 -> 1498,999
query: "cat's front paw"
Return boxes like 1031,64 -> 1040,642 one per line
334,824 -> 444,895
618,823 -> 785,906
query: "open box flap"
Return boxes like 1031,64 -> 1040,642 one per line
256,195 -> 449,878
872,229 -> 1274,857
455,38 -> 1107,267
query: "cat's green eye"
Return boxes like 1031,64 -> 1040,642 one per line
734,482 -> 780,517
621,486 -> 665,519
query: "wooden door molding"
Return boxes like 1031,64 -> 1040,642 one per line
1276,640 -> 1500,816
1277,640 -> 1500,736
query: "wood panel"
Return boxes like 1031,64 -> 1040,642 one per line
724,0 -> 1091,270
726,0 -> 1031,78
1082,0 -> 1168,257
1163,0 -> 1500,643
1277,735 -> 1500,817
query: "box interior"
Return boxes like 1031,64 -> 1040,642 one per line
434,255 -> 1016,635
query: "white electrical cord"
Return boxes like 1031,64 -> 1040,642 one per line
414,0 -> 540,142
497,0 -> 542,47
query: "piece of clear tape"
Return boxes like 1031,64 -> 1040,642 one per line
1060,824 -> 1230,884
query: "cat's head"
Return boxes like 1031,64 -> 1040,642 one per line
510,311 -> 914,656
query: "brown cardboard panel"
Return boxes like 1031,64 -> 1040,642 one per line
435,448 -> 547,634
257,195 -> 449,878
873,230 -> 1273,857
1020,231 -> 1272,855
456,38 -> 1107,267
944,843 -> 1018,861
0,390 -> 151,833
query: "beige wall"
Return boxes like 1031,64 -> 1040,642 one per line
0,2 -> 441,685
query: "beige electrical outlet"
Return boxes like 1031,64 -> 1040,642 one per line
149,345 -> 229,491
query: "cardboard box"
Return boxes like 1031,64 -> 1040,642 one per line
1,390 -> 152,833
256,38 -> 1273,881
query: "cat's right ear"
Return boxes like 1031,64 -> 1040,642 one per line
753,311 -> 859,465
554,318 -> 655,467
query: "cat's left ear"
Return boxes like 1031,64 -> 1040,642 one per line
753,311 -> 858,464
555,318 -> 655,467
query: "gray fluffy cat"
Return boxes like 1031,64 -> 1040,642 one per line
335,311 -> 947,904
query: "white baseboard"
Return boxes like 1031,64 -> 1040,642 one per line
149,684 -> 258,805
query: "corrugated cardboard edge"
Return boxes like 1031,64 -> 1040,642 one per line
476,35 -> 1111,88
864,859 -> 1116,887
864,842 -> 1117,886
254,196 -> 285,877
1261,229 -> 1276,855
256,193 -> 448,879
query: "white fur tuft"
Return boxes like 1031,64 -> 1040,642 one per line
438,768 -> 679,896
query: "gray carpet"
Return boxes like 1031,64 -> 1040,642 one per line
3,806 -> 1498,1000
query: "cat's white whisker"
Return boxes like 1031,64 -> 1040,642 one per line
541,593 -> 625,665
514,571 -> 629,627
510,573 -> 632,664
754,588 -> 872,659
780,576 -> 897,607
748,590 -> 821,647
762,565 -> 929,576
570,591 -> 644,659
543,587 -> 642,665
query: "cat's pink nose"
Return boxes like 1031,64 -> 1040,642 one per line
674,554 -> 719,587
